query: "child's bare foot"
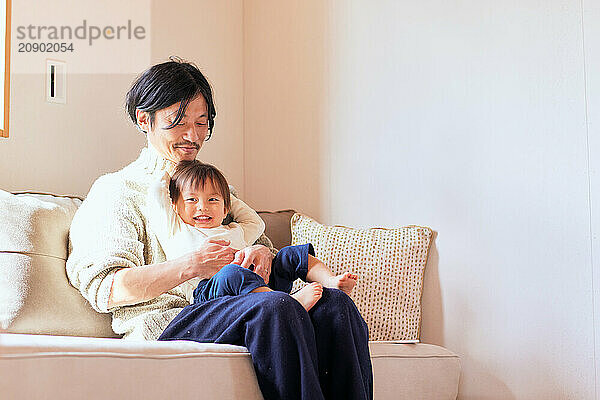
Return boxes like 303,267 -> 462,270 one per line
291,282 -> 323,311
325,272 -> 358,296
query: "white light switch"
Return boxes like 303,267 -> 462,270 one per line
46,60 -> 66,104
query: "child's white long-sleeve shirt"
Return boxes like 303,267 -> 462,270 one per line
146,172 -> 266,302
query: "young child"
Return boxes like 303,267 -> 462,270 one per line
147,160 -> 357,311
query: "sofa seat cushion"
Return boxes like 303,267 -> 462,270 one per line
0,332 -> 262,400
370,342 -> 461,400
0,333 -> 460,400
0,332 -> 250,358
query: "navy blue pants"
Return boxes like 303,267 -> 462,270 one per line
192,243 -> 312,303
159,244 -> 373,400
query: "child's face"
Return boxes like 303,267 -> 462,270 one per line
174,179 -> 227,229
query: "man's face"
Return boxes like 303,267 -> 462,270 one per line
174,179 -> 227,229
139,95 -> 209,163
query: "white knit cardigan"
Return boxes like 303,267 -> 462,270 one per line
66,146 -> 275,340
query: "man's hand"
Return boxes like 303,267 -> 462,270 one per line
108,239 -> 236,308
186,239 -> 237,280
234,245 -> 274,284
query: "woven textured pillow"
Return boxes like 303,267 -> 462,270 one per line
0,190 -> 116,337
291,213 -> 433,341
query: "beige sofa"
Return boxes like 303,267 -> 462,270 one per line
0,191 -> 460,400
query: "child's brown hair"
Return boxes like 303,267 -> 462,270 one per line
169,160 -> 231,211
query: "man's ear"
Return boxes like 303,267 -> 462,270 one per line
136,109 -> 150,133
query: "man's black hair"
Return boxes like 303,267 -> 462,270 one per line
125,56 -> 216,140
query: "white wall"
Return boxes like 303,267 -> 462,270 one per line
244,0 -> 329,217
3,0 -> 598,398
0,0 -> 245,198
584,0 -> 600,398
151,0 -> 245,197
244,1 -> 598,398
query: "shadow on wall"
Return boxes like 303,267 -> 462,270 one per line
420,232 -> 445,345
457,356 -> 516,400
242,0 -> 328,219
421,234 -> 516,400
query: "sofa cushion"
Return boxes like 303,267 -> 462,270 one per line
257,209 -> 295,250
0,190 -> 81,257
0,333 -> 460,400
291,213 -> 433,341
0,190 -> 116,337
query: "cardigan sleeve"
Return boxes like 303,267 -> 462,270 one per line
228,195 -> 266,246
255,232 -> 278,256
66,175 -> 147,314
227,185 -> 277,256
146,171 -> 182,239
